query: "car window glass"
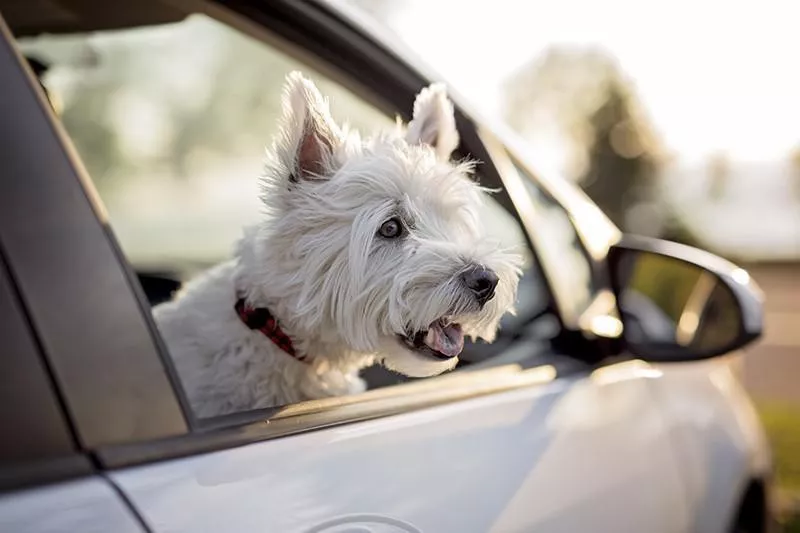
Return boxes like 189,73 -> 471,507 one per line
18,14 -> 550,412
510,158 -> 595,323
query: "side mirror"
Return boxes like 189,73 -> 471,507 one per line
607,235 -> 764,362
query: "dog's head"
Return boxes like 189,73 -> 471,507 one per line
254,72 -> 522,377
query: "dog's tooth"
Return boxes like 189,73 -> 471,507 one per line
425,328 -> 437,347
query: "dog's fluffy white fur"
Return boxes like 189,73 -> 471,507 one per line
154,72 -> 522,418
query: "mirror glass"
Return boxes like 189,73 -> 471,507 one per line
614,250 -> 743,359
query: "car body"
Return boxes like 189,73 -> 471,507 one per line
0,1 -> 775,532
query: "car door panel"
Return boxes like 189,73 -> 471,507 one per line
113,360 -> 687,533
651,360 -> 771,533
0,477 -> 146,533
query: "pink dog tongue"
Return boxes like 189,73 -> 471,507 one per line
424,322 -> 464,357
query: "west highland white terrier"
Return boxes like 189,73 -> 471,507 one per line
154,72 -> 522,418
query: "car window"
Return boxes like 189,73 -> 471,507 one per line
18,13 -> 546,415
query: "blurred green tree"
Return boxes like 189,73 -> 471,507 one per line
581,75 -> 661,230
503,48 -> 664,234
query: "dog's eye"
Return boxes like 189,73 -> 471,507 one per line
378,218 -> 403,239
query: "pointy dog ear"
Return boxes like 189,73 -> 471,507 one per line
405,83 -> 459,161
277,71 -> 342,182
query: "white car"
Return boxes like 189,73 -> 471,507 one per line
0,1 -> 774,532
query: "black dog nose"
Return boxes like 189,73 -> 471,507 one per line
461,266 -> 499,307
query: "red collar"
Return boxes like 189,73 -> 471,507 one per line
234,298 -> 307,363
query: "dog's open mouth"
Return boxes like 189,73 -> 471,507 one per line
398,318 -> 464,360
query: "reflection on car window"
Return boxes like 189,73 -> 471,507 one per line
510,159 -> 594,323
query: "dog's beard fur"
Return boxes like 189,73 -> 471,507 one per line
234,72 -> 522,378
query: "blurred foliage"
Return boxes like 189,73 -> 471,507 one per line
581,77 -> 660,231
30,15 -> 388,189
754,401 -> 800,531
57,45 -> 129,185
659,216 -> 703,249
756,401 -> 800,493
503,47 -> 705,246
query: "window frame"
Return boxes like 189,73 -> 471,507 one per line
0,242 -> 94,492
0,17 -> 97,492
3,0 -> 612,471
0,11 -> 191,450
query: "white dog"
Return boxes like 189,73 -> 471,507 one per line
154,72 -> 522,418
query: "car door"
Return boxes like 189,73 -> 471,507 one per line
109,360 -> 693,533
4,1 -> 690,532
104,131 -> 690,533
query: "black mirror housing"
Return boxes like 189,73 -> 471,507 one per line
607,235 -> 764,362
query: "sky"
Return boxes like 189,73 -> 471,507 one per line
357,0 -> 800,164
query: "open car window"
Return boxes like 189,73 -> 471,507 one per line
17,12 -> 551,415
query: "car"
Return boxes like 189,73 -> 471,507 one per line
0,1 -> 776,532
